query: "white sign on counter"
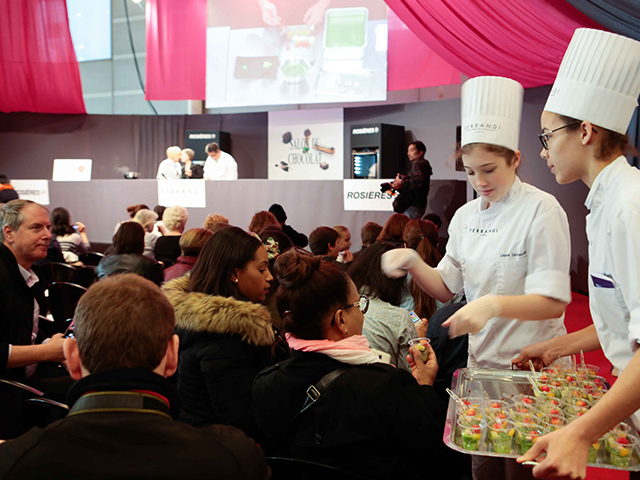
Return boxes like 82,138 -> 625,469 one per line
12,180 -> 50,205
343,179 -> 394,211
157,180 -> 206,208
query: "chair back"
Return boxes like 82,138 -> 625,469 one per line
46,282 -> 88,324
48,262 -> 79,283
22,397 -> 69,430
267,457 -> 365,480
0,379 -> 44,439
75,266 -> 97,288
79,252 -> 104,266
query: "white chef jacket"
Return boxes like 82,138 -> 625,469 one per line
436,176 -> 572,369
203,151 -> 238,180
156,159 -> 182,179
585,156 -> 640,373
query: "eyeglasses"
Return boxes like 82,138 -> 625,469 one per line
332,295 -> 369,324
538,122 -> 581,150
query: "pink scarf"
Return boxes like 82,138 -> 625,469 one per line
285,333 -> 384,365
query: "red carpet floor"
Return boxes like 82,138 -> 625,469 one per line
564,292 -> 627,480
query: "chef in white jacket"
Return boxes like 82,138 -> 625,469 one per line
512,29 -> 640,480
382,76 -> 572,373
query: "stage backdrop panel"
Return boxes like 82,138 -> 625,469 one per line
268,108 -> 344,180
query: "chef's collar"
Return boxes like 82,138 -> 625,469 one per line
584,155 -> 628,211
479,175 -> 522,216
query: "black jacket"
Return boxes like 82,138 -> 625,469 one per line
0,244 -> 35,381
252,350 -> 452,478
96,254 -> 164,286
0,369 -> 269,480
396,157 -> 433,211
162,276 -> 275,440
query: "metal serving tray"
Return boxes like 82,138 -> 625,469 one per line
444,368 -> 640,471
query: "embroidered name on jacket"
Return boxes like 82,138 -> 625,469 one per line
464,225 -> 498,236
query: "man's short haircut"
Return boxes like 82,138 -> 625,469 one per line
205,142 -> 220,154
0,175 -> 9,184
166,146 -> 181,158
0,199 -> 45,243
74,274 -> 175,373
361,221 -> 383,246
268,203 -> 287,223
163,206 -> 189,233
422,213 -> 442,229
309,226 -> 339,255
181,148 -> 195,160
180,228 -> 213,257
410,141 -> 427,156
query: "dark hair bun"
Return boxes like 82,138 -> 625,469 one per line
274,249 -> 319,289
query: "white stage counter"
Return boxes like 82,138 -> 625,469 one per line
39,179 -> 467,247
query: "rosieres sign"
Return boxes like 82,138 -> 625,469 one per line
343,179 -> 394,211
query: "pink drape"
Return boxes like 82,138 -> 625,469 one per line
0,0 -> 85,114
145,0 -> 207,101
387,9 -> 460,91
384,0 -> 605,88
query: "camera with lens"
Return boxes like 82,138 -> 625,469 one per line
380,182 -> 395,194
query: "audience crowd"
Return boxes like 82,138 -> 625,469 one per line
0,197 -> 466,479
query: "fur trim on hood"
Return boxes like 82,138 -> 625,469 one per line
163,275 -> 274,347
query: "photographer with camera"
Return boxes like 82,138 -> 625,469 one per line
389,141 -> 432,219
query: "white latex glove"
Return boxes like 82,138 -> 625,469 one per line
441,295 -> 501,338
380,248 -> 423,278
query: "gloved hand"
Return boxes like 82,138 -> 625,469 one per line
381,248 -> 423,278
442,295 -> 502,338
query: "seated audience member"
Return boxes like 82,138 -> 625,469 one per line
422,212 -> 442,232
308,226 -> 340,259
114,204 -> 149,235
0,201 -> 65,384
402,219 -> 443,319
97,222 -> 164,286
0,274 -> 269,479
154,206 -> 188,266
156,146 -> 183,180
132,208 -> 159,259
361,221 -> 382,249
181,148 -> 203,179
377,213 -> 410,247
332,225 -> 353,264
0,175 -> 19,203
162,227 -> 276,440
259,225 -> 293,329
248,211 -> 279,235
348,242 -> 419,371
152,205 -> 167,235
51,207 -> 90,265
163,228 -> 213,282
268,203 -> 308,248
252,249 -> 448,478
203,213 -> 229,232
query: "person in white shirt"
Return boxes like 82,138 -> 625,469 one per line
203,142 -> 238,180
156,146 -> 183,180
511,29 -> 640,480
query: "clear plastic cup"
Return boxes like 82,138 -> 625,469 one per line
457,417 -> 484,451
408,337 -> 430,363
487,421 -> 514,454
515,423 -> 546,455
604,431 -> 637,467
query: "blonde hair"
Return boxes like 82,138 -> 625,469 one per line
332,225 -> 350,238
181,148 -> 195,160
163,206 -> 189,233
204,213 -> 229,231
132,209 -> 158,232
166,146 -> 181,158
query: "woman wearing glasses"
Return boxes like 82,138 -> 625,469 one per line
252,248 -> 454,478
382,76 -> 571,371
513,29 -> 640,479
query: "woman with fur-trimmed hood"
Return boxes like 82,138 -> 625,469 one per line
162,226 -> 276,440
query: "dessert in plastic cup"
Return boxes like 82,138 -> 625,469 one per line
515,424 -> 545,455
604,431 -> 637,467
588,440 -> 601,463
457,417 -> 484,451
408,337 -> 430,362
488,421 -> 515,454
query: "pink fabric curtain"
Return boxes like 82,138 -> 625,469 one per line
387,9 -> 460,91
0,0 -> 85,114
384,0 -> 605,88
145,0 -> 207,101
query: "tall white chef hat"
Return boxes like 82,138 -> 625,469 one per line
544,28 -> 640,134
461,76 -> 524,152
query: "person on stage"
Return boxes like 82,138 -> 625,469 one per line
204,143 -> 238,180
391,141 -> 432,219
513,28 -> 640,480
156,146 -> 183,180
